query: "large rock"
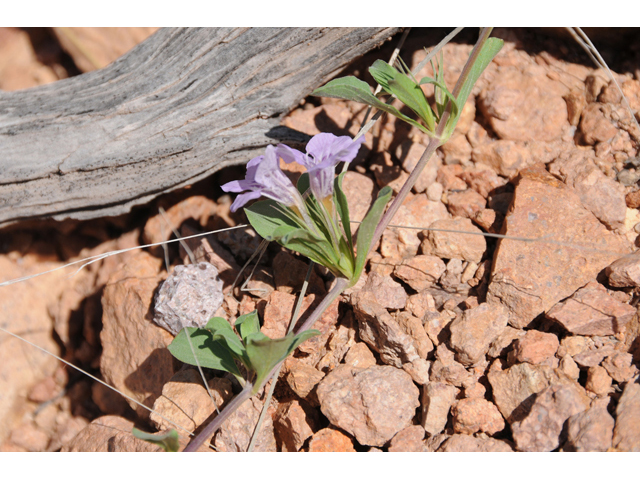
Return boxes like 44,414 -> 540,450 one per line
606,250 -> 640,287
0,254 -> 66,444
478,67 -> 570,142
421,217 -> 486,263
353,293 -> 419,367
546,281 -> 636,336
487,166 -> 631,329
317,365 -> 419,447
488,362 -> 583,423
100,251 -> 176,418
612,381 -> 640,451
549,150 -> 626,230
511,384 -> 590,452
448,303 -> 509,366
438,434 -> 514,452
421,382 -> 457,436
564,399 -> 614,452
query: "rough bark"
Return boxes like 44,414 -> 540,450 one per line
0,27 -> 400,227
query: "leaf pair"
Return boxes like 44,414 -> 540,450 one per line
167,311 -> 320,394
311,37 -> 504,142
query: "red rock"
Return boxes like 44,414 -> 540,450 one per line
606,250 -> 640,287
360,272 -> 407,310
439,133 -> 473,165
549,150 -> 626,230
472,140 -> 535,180
396,312 -> 434,359
380,193 -> 448,260
396,140 -> 442,193
585,366 -> 613,396
602,352 -> 637,383
388,425 -> 427,452
421,382 -> 457,436
100,252 -> 176,419
342,171 -> 378,235
143,195 -> 217,245
626,190 -> 640,209
430,343 -> 471,387
9,423 -> 49,452
406,291 -> 436,320
573,345 -> 615,368
580,103 -> 619,144
564,89 -> 587,126
274,400 -> 319,452
558,355 -> 581,381
426,181 -> 444,202
353,293 -> 419,368
487,326 -> 525,358
438,434 -> 513,452
546,282 -> 636,336
317,365 -> 419,447
150,369 -> 233,432
344,342 -> 377,369
214,397 -> 277,452
459,167 -> 507,198
421,217 -> 486,263
437,164 -> 467,191
308,427 -> 356,452
62,416 -> 163,452
446,189 -> 487,218
393,254 -> 446,292
452,398 -> 505,435
510,330 -> 560,365
612,381 -> 640,451
478,68 -> 570,142
487,166 -> 631,329
488,362 -> 583,423
449,303 -> 509,366
285,359 -> 325,402
511,384 -> 590,452
564,399 -> 614,452
402,358 -> 431,385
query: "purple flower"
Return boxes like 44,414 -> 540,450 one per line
277,133 -> 364,200
221,145 -> 304,213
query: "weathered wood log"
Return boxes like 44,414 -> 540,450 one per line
0,27 -> 400,227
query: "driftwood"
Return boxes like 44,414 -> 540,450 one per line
0,27 -> 400,227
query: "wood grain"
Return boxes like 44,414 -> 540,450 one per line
0,27 -> 400,227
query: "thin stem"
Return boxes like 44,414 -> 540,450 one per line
183,381 -> 254,452
371,27 -> 494,252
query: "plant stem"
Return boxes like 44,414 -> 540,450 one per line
370,27 -> 494,252
183,381 -> 254,452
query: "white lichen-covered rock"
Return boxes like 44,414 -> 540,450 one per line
153,262 -> 224,335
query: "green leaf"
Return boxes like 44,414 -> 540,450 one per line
352,186 -> 393,286
168,327 -> 242,377
245,199 -> 349,277
446,37 -> 503,138
418,77 -> 459,119
334,172 -> 353,249
132,428 -> 180,452
244,330 -> 321,393
311,76 -> 431,135
369,60 -> 435,131
234,310 -> 260,341
203,317 -> 246,361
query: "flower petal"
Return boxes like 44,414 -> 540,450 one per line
229,190 -> 263,212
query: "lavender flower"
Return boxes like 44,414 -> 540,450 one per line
221,145 -> 305,213
277,133 -> 364,201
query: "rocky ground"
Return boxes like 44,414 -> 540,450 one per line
1,27 -> 640,452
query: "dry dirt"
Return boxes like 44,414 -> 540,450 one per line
1,27 -> 640,452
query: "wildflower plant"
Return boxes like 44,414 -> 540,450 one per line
161,28 -> 503,452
